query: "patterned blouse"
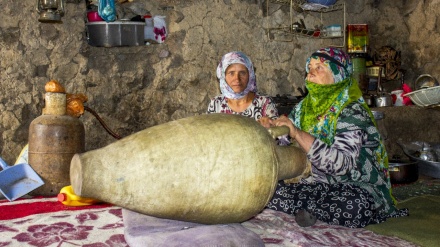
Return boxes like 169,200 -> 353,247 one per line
206,93 -> 279,120
206,94 -> 290,145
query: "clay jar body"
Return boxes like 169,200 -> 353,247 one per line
29,92 -> 85,196
70,114 -> 308,224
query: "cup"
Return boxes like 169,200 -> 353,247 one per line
391,90 -> 404,106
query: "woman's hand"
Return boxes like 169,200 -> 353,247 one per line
270,115 -> 298,139
257,116 -> 272,128
271,116 -> 315,153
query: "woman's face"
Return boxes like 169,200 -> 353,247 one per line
225,63 -> 249,93
306,58 -> 334,85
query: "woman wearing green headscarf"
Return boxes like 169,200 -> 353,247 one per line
266,47 -> 408,228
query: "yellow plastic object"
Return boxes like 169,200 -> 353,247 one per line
58,185 -> 100,206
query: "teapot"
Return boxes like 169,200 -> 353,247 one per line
374,66 -> 393,107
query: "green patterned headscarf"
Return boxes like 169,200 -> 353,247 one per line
290,47 -> 395,207
293,47 -> 364,144
297,78 -> 364,144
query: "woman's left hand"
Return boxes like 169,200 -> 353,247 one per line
257,116 -> 272,128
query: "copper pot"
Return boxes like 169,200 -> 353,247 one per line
389,159 -> 419,184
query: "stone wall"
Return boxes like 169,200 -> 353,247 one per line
1,0 -> 439,164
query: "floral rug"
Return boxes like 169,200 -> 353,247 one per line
0,196 -> 418,247
0,197 -> 128,247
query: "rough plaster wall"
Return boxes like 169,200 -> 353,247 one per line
0,0 -> 439,164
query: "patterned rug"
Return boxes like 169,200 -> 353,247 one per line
1,196 -> 418,247
0,197 -> 127,247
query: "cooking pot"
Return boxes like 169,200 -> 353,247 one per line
388,158 -> 419,184
374,94 -> 393,107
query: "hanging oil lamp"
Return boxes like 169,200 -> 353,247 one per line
36,0 -> 65,23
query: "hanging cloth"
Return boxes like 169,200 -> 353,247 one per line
98,0 -> 117,22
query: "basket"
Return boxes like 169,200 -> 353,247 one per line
404,86 -> 440,106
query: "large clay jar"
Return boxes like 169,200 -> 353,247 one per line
70,114 -> 307,224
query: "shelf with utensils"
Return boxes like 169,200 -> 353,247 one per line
265,1 -> 346,47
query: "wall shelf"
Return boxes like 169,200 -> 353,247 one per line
265,1 -> 346,47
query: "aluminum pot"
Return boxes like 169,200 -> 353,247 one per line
388,159 -> 419,184
374,94 -> 393,107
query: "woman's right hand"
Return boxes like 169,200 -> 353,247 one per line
270,115 -> 298,139
271,116 -> 315,153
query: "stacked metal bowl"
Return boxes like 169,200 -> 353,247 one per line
405,74 -> 440,107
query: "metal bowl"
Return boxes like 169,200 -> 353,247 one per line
415,74 -> 439,89
398,141 -> 440,178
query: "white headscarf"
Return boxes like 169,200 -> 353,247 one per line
216,51 -> 257,99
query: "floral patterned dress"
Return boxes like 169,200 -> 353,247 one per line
206,93 -> 290,145
206,93 -> 278,120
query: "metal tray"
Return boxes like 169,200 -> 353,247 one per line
398,141 -> 440,178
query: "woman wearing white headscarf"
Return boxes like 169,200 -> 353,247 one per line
206,51 -> 279,128
207,51 -> 290,145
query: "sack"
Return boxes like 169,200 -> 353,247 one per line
153,16 -> 167,43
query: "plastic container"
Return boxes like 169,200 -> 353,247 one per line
144,15 -> 155,42
87,11 -> 103,22
58,185 -> 100,206
323,25 -> 342,37
307,0 -> 337,6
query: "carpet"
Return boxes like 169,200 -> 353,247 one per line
366,195 -> 440,247
1,196 -> 417,247
4,176 -> 440,247
0,197 -> 129,247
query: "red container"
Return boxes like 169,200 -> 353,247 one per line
87,11 -> 104,22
